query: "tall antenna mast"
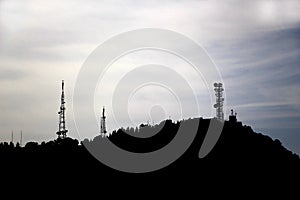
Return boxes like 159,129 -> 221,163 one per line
56,80 -> 68,139
20,130 -> 23,146
213,83 -> 225,122
100,106 -> 107,137
11,130 -> 14,143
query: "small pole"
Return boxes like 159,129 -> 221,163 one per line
20,130 -> 23,147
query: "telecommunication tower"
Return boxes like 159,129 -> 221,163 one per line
56,80 -> 68,139
20,130 -> 23,147
100,106 -> 107,136
213,82 -> 225,122
11,131 -> 14,143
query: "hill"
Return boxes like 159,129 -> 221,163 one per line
0,117 -> 299,187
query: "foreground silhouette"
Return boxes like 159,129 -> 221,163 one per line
0,117 -> 299,187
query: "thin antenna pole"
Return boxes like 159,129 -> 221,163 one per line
20,130 -> 23,147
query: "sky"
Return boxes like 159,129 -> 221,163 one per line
0,0 -> 300,155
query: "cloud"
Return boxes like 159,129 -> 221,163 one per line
0,68 -> 28,81
234,101 -> 296,109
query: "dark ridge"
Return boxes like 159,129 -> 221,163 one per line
108,119 -> 179,153
105,118 -> 299,163
0,117 -> 299,188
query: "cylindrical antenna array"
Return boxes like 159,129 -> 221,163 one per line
213,83 -> 224,122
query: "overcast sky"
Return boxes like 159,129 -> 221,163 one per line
1,0 -> 300,154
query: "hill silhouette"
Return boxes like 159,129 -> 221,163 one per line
0,117 -> 299,187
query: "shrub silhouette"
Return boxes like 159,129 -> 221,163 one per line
0,118 -> 299,181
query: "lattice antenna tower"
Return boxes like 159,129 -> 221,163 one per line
213,82 -> 225,122
100,106 -> 107,137
56,80 -> 68,139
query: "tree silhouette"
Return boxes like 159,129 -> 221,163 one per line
0,117 -> 299,184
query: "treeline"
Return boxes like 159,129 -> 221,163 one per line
0,117 -> 299,177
